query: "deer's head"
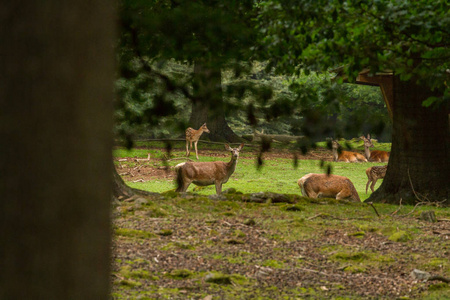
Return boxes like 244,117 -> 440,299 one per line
331,140 -> 340,150
225,143 -> 244,159
360,135 -> 374,148
201,123 -> 210,133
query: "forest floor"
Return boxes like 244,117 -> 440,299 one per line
111,147 -> 450,299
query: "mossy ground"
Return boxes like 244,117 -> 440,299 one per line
111,192 -> 449,299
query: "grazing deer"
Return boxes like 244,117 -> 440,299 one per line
185,123 -> 210,160
360,134 -> 390,162
297,173 -> 361,202
331,140 -> 367,162
365,165 -> 387,193
176,143 -> 244,194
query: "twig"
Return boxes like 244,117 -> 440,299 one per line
132,179 -> 145,183
367,202 -> 381,218
428,275 -> 450,283
307,213 -> 324,220
407,168 -> 422,202
396,201 -> 425,218
306,213 -> 367,221
297,267 -> 337,277
406,168 -> 441,205
135,153 -> 151,161
221,220 -> 233,227
166,157 -> 194,162
390,198 -> 403,216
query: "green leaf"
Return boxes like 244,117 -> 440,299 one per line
422,97 -> 439,107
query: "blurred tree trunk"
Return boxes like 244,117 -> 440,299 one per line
189,61 -> 242,142
0,1 -> 114,299
370,77 -> 449,205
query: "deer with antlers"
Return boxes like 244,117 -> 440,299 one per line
365,165 -> 387,193
360,134 -> 390,162
185,123 -> 210,160
176,143 -> 244,194
331,140 -> 367,162
298,173 -> 361,202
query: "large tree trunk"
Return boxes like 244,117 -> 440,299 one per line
113,162 -> 137,200
112,163 -> 159,201
0,1 -> 114,299
189,61 -> 242,142
370,76 -> 449,205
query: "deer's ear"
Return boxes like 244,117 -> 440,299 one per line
238,143 -> 244,151
224,144 -> 231,151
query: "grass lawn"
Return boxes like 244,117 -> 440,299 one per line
114,140 -> 388,202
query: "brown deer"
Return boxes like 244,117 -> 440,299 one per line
297,173 -> 361,202
365,165 -> 387,193
176,143 -> 244,194
185,123 -> 210,160
331,140 -> 367,162
360,134 -> 390,162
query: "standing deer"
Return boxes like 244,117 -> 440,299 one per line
185,123 -> 210,160
176,143 -> 244,194
297,173 -> 361,202
360,134 -> 390,162
331,140 -> 367,162
365,165 -> 387,193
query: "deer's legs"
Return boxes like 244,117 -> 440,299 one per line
305,187 -> 318,198
177,180 -> 191,193
194,141 -> 199,160
186,140 -> 190,156
366,179 -> 371,193
370,179 -> 378,193
336,190 -> 351,200
215,182 -> 222,195
335,192 -> 345,200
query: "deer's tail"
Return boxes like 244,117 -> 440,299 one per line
175,163 -> 185,192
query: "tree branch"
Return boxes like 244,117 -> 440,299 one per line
367,202 -> 381,218
428,275 -> 450,283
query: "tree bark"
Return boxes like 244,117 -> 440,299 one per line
369,76 -> 449,205
112,163 -> 159,201
113,162 -> 137,200
189,61 -> 242,143
0,1 -> 114,299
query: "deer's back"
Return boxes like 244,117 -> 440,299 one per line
337,151 -> 358,162
299,173 -> 359,201
179,161 -> 228,181
372,165 -> 388,177
369,150 -> 390,162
